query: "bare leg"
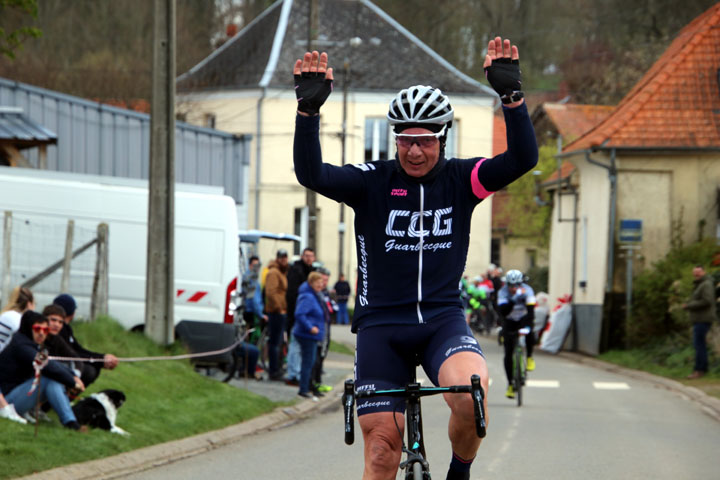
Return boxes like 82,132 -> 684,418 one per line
438,351 -> 490,460
359,411 -> 405,480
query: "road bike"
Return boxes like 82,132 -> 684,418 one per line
342,370 -> 486,479
508,326 -> 530,407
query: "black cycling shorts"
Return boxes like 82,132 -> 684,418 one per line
354,310 -> 484,416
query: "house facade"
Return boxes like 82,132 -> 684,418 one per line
176,0 -> 498,289
546,3 -> 720,354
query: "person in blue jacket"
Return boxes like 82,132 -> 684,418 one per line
292,272 -> 326,399
293,36 -> 537,480
0,311 -> 85,430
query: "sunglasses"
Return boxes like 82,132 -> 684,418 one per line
32,324 -> 49,334
393,125 -> 447,148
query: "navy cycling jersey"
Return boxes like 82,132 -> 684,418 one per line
294,103 -> 538,332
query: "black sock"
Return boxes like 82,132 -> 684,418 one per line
447,452 -> 474,479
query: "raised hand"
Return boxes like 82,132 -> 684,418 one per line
293,51 -> 334,116
483,37 -> 523,106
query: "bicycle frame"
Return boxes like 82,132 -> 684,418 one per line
343,375 -> 486,479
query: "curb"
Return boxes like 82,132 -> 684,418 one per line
16,373 -> 353,480
557,351 -> 720,422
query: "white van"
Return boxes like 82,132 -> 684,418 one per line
0,166 -> 239,332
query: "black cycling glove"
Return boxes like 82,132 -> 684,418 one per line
484,58 -> 524,104
294,71 -> 333,116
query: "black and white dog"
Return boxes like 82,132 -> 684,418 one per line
72,389 -> 129,435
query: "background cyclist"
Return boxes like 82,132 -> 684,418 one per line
497,269 -> 537,399
292,36 -> 537,480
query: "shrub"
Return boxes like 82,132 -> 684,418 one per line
627,238 -> 720,347
526,265 -> 548,293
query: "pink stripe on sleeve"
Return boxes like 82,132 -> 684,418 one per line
471,158 -> 495,200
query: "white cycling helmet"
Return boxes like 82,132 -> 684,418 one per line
505,269 -> 524,286
387,85 -> 454,128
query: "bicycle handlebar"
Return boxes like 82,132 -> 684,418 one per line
342,374 -> 487,446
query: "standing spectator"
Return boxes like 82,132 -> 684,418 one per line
243,256 -> 268,346
284,247 -> 316,385
292,272 -> 325,399
332,273 -> 351,325
311,267 -> 335,396
0,311 -> 85,430
683,265 -> 716,379
52,294 -> 118,386
264,249 -> 289,380
0,286 -> 35,354
488,265 -> 503,311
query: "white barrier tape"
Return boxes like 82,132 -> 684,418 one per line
45,328 -> 253,364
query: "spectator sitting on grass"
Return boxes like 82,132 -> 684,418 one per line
52,294 -> 118,386
0,311 -> 85,430
0,286 -> 35,354
43,304 -> 97,391
0,392 -> 27,424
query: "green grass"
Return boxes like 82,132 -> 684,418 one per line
598,333 -> 720,400
1,316 -> 279,480
328,339 -> 353,356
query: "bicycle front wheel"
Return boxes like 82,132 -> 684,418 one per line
514,349 -> 523,407
412,460 -> 424,480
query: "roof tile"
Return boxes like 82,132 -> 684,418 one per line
565,3 -> 720,151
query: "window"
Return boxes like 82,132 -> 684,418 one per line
491,237 -> 501,267
204,113 -> 216,129
445,119 -> 458,159
364,118 -> 390,162
526,249 -> 537,268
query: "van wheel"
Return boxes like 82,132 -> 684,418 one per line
131,325 -> 145,333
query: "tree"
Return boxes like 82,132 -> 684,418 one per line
500,141 -> 557,247
373,0 -> 718,103
0,0 -> 215,102
0,0 -> 41,59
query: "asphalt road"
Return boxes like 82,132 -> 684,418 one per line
124,328 -> 720,480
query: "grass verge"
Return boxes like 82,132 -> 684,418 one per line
598,333 -> 720,401
329,339 -> 353,356
2,316 -> 279,480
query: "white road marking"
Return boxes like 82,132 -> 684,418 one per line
526,379 -> 560,388
593,381 -> 630,390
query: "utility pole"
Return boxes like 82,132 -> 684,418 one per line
306,0 -> 318,250
145,0 -> 176,345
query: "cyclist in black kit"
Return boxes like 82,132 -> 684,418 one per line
293,36 -> 537,480
497,269 -> 537,399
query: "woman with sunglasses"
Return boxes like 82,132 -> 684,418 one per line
293,37 -> 537,480
0,311 -> 84,430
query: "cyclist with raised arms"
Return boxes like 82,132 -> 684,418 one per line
293,37 -> 537,480
497,269 -> 537,399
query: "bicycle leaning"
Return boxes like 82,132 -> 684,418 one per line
342,372 -> 487,479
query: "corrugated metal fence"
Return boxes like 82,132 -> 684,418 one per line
0,77 -> 250,205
